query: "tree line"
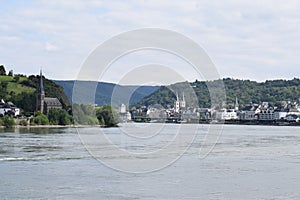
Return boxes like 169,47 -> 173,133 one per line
0,104 -> 120,128
135,78 -> 300,109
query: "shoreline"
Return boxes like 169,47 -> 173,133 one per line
1,121 -> 300,129
0,124 -> 101,129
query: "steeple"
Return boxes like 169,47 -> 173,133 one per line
36,69 -> 45,114
235,96 -> 239,111
180,92 -> 186,108
38,70 -> 44,94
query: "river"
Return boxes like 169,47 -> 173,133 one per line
0,124 -> 299,199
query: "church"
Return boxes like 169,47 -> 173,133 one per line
36,70 -> 62,115
174,92 -> 186,113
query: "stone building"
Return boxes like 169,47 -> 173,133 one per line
36,70 -> 62,115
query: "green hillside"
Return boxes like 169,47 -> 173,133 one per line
0,75 -> 70,114
135,78 -> 300,109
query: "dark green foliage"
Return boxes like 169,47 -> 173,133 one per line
0,65 -> 6,76
13,76 -> 20,82
48,109 -> 72,125
8,70 -> 13,76
96,105 -> 120,127
136,78 -> 300,108
222,78 -> 300,105
12,92 -> 36,115
19,119 -> 28,126
72,104 -> 99,125
28,75 -> 70,109
0,73 -> 70,114
32,112 -> 49,125
0,82 -> 8,98
2,115 -> 16,128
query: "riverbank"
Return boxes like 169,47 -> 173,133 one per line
0,124 -> 102,129
1,121 -> 300,129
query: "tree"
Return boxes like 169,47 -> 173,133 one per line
13,76 -> 20,82
0,65 -> 6,75
8,70 -> 13,76
48,109 -> 72,125
2,115 -> 16,128
96,105 -> 120,127
72,104 -> 99,125
32,112 -> 49,125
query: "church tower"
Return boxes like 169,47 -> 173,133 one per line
180,92 -> 186,108
36,70 -> 45,114
174,92 -> 180,113
234,96 -> 239,111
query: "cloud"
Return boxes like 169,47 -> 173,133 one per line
45,42 -> 59,52
0,1 -> 300,82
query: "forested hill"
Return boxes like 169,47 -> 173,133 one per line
135,78 -> 300,108
0,74 -> 70,114
54,80 -> 160,106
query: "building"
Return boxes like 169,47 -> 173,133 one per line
0,99 -> 20,116
174,92 -> 186,113
216,108 -> 238,120
118,104 -> 131,122
234,97 -> 239,111
258,108 -> 275,121
274,108 -> 288,120
285,114 -> 300,122
147,106 -> 167,122
239,104 -> 260,121
36,70 -> 62,115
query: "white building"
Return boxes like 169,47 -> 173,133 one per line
258,109 -> 275,121
216,109 -> 238,120
285,114 -> 300,122
147,107 -> 167,121
274,111 -> 288,120
174,92 -> 186,113
0,99 -> 20,116
118,104 -> 131,122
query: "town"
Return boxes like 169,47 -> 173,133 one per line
128,92 -> 300,125
1,67 -> 300,126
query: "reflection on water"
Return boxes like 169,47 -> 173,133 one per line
0,125 -> 299,199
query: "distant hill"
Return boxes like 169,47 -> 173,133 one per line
0,75 -> 70,114
135,78 -> 300,108
54,80 -> 160,107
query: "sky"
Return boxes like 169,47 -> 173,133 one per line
1,0 -> 300,84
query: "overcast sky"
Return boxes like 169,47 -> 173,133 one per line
1,0 -> 300,84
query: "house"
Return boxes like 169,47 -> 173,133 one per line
274,108 -> 288,120
239,104 -> 260,121
36,70 -> 62,115
0,99 -> 20,116
198,108 -> 211,120
258,108 -> 275,121
285,114 -> 300,122
216,108 -> 238,120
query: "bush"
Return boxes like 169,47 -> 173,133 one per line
48,109 -> 72,125
72,104 -> 98,125
32,113 -> 49,125
2,115 -> 16,128
19,119 -> 28,126
96,105 -> 120,127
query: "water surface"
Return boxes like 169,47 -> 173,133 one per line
0,125 -> 299,199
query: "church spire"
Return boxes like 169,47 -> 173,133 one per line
235,96 -> 239,111
36,69 -> 45,114
38,69 -> 44,94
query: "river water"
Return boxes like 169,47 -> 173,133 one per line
0,124 -> 299,199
